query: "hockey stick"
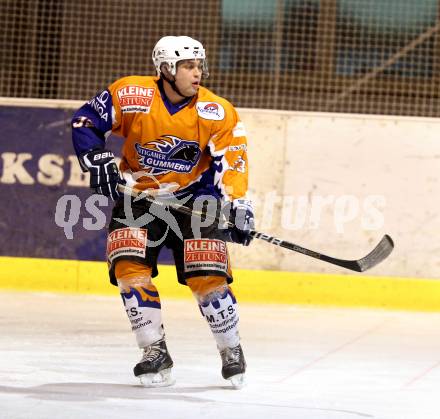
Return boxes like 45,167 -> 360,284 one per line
117,184 -> 394,272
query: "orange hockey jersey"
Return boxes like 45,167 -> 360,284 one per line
100,75 -> 249,201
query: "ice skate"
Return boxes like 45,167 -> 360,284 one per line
134,338 -> 175,387
220,344 -> 246,389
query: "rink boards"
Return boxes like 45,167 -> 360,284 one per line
1,256 -> 440,312
1,99 -> 440,312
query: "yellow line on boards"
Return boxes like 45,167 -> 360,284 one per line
0,256 -> 439,311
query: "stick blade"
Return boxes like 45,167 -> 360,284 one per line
355,234 -> 394,272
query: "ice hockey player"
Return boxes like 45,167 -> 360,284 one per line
71,36 -> 254,388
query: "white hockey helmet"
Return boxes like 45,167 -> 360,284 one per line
152,36 -> 209,78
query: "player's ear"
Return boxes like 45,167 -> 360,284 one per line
160,63 -> 173,78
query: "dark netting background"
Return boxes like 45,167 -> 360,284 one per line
1,0 -> 440,116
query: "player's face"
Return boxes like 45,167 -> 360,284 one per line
175,59 -> 203,96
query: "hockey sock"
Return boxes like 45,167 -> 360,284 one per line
118,278 -> 164,348
197,285 -> 240,350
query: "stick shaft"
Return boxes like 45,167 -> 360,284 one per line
117,184 -> 393,272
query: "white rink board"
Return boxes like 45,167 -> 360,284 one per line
234,110 -> 440,278
0,98 -> 436,278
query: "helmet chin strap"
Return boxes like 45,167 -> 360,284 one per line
161,74 -> 194,100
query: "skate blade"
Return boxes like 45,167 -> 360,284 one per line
228,373 -> 246,389
139,368 -> 175,388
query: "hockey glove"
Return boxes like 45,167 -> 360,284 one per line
79,149 -> 124,201
222,199 -> 255,246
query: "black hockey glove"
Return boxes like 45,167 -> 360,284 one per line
79,149 -> 124,201
222,199 -> 255,246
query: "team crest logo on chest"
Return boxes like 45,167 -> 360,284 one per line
135,136 -> 201,175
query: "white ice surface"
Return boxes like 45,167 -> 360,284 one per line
0,291 -> 439,419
